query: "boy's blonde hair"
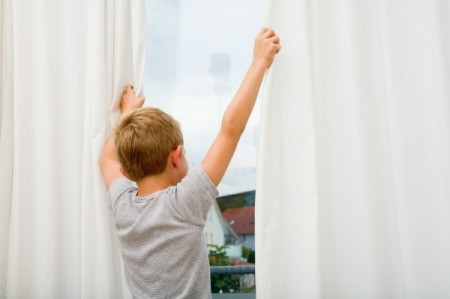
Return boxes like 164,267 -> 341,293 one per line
115,107 -> 183,181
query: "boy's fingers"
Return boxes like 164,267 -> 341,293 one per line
275,44 -> 282,54
136,96 -> 146,107
262,29 -> 276,39
268,35 -> 280,44
258,27 -> 269,36
126,85 -> 134,94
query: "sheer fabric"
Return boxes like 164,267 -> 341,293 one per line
0,0 -> 145,297
256,1 -> 450,298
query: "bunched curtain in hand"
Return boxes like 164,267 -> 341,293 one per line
256,1 -> 450,298
0,0 -> 145,297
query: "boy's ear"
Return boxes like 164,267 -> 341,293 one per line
171,145 -> 183,167
119,166 -> 131,180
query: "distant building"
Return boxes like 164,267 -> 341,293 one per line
216,190 -> 255,212
222,206 -> 255,250
204,201 -> 240,247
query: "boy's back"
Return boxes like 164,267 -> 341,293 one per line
100,28 -> 280,298
109,168 -> 217,299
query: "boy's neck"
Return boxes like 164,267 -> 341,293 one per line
136,173 -> 176,197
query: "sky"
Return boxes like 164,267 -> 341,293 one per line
144,0 -> 263,196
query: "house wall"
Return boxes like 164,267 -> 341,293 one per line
242,234 -> 255,250
204,205 -> 225,246
226,245 -> 243,258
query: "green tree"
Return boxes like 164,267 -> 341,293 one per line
241,246 -> 252,261
208,245 -> 240,293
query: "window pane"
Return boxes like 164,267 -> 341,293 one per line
144,0 -> 262,195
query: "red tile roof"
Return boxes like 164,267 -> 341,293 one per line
222,206 -> 255,235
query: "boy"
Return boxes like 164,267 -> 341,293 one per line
100,28 -> 280,299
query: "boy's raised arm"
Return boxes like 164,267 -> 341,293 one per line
99,85 -> 145,189
202,28 -> 281,186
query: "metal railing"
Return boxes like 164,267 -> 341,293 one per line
210,266 -> 256,299
210,265 -> 255,275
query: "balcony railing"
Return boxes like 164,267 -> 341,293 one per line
211,266 -> 255,299
211,265 -> 255,275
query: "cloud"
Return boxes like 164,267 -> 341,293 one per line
144,0 -> 262,195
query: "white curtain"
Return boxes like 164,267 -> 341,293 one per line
256,1 -> 450,298
0,0 -> 145,297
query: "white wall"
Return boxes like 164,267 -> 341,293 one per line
241,234 -> 255,250
204,204 -> 225,246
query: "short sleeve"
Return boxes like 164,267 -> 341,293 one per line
108,177 -> 136,215
172,167 -> 219,226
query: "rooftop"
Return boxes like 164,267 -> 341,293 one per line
222,206 -> 255,235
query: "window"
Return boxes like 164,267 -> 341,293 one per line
144,0 -> 262,196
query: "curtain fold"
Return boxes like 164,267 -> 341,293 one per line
257,1 -> 450,298
0,0 -> 14,296
0,0 -> 145,297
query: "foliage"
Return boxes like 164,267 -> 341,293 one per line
208,245 -> 241,293
242,285 -> 256,293
208,245 -> 233,266
241,246 -> 252,261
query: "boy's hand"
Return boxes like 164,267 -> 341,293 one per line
202,28 -> 281,186
99,85 -> 145,190
253,28 -> 281,69
121,85 -> 145,114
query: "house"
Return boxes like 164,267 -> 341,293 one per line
204,201 -> 240,247
216,190 -> 255,212
222,206 -> 255,250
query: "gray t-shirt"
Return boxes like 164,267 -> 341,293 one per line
108,167 -> 219,299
